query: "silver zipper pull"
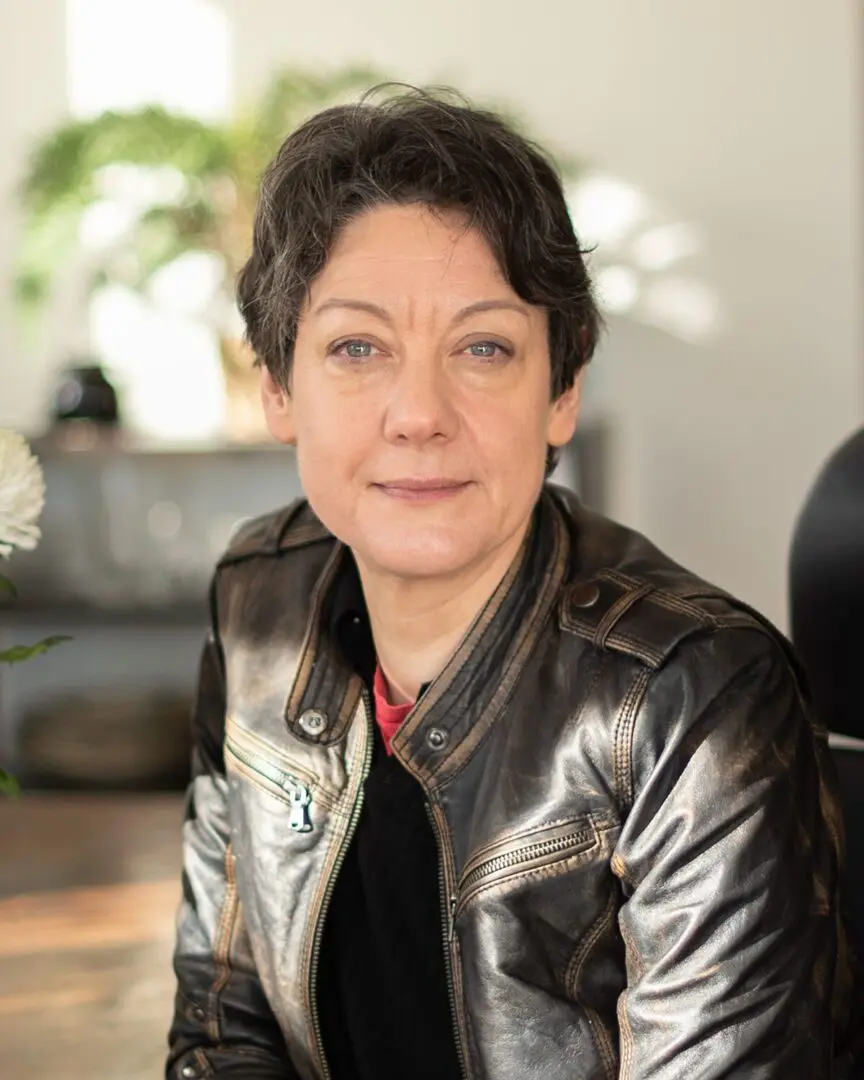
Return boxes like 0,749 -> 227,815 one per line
286,781 -> 313,833
448,895 -> 457,944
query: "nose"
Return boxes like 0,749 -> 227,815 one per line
382,358 -> 459,447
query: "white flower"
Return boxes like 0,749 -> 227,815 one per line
0,430 -> 45,559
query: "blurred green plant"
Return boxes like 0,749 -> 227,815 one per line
13,66 -> 393,437
15,66 -> 390,322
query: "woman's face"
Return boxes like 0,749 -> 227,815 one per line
262,203 -> 581,583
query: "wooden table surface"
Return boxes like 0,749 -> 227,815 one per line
0,794 -> 186,1080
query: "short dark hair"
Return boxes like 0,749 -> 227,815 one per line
238,85 -> 601,402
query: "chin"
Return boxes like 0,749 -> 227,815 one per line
354,526 -> 482,581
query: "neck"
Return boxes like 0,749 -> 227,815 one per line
355,523 -> 531,706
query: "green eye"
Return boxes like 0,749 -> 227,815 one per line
328,339 -> 376,362
467,341 -> 511,360
343,341 -> 373,358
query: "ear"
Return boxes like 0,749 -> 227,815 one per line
546,370 -> 583,448
260,366 -> 296,445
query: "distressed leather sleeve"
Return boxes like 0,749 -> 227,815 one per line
612,627 -> 839,1079
166,609 -> 299,1079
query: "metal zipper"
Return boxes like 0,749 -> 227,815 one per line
426,799 -> 469,1080
307,691 -> 374,1080
457,827 -> 593,915
224,735 -> 313,833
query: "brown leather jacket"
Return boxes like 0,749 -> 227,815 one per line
167,486 -> 852,1080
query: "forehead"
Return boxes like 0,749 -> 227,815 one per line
308,204 -> 513,304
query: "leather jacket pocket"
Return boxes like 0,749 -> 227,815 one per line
225,715 -> 332,833
456,816 -> 600,917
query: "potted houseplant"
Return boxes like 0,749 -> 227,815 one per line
13,65 -> 389,440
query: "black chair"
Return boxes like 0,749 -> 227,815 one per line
790,428 -> 864,743
790,428 -> 864,1070
831,736 -> 864,935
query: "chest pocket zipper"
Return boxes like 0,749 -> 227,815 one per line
225,734 -> 315,833
456,819 -> 598,917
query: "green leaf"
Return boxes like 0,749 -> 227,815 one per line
0,634 -> 71,664
13,106 -> 234,323
19,107 -> 233,214
0,768 -> 20,798
12,199 -> 86,327
12,67 -> 390,324
125,201 -> 221,289
0,574 -> 17,602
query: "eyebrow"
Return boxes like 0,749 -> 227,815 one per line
311,298 -> 533,324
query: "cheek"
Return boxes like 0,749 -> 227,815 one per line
292,421 -> 361,546
468,389 -> 551,467
294,416 -> 364,480
292,372 -> 351,452
290,378 -> 373,503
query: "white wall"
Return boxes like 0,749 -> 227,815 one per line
0,0 -> 69,432
0,0 -> 860,628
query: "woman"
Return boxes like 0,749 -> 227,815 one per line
167,89 -> 851,1080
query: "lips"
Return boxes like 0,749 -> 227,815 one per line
378,478 -> 467,491
374,478 -> 470,501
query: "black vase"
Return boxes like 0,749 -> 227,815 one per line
53,364 -> 120,425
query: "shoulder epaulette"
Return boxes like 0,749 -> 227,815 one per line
217,499 -> 332,568
560,567 -> 778,671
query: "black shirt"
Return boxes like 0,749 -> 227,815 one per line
316,607 -> 462,1080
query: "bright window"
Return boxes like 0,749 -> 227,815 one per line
65,0 -> 232,440
67,0 -> 231,119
